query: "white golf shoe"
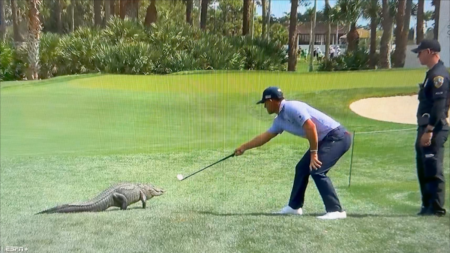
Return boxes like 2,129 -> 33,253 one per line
317,211 -> 347,220
274,205 -> 303,215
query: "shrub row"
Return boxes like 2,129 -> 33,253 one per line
1,17 -> 288,81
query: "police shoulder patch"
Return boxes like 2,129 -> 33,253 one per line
433,76 -> 444,88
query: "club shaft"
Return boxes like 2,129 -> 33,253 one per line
182,153 -> 234,180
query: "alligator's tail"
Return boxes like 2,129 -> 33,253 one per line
36,204 -> 96,214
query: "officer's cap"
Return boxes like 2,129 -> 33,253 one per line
411,39 -> 441,53
256,86 -> 284,104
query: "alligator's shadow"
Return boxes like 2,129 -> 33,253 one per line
105,206 -> 148,212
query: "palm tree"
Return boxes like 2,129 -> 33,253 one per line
186,0 -> 193,25
379,0 -> 394,69
329,5 -> 345,49
337,0 -> 362,52
200,0 -> 208,30
324,0 -> 331,61
267,0 -> 271,40
432,0 -> 440,39
416,0 -> 424,44
126,0 -> 140,21
392,0 -> 406,68
56,0 -> 62,33
144,0 -> 157,27
261,0 -> 267,38
0,0 -> 6,41
361,0 -> 381,68
105,0 -> 111,26
11,0 -> 24,42
70,0 -> 75,32
307,0 -> 317,72
110,0 -> 116,17
120,0 -> 125,19
288,0 -> 299,71
27,0 -> 43,80
94,0 -> 102,26
393,0 -> 413,68
243,0 -> 251,35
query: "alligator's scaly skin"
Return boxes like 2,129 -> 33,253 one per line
36,183 -> 164,214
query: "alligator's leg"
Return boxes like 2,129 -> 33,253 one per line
140,191 -> 147,209
113,193 -> 128,210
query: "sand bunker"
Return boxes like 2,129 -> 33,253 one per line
349,95 -> 418,125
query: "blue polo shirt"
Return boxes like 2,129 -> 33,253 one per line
267,100 -> 341,141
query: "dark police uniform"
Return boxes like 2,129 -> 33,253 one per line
412,40 -> 450,216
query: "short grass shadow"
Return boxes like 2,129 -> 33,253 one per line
195,210 -> 420,218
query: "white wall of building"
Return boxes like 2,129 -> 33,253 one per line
437,0 -> 450,67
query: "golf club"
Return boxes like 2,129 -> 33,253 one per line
177,153 -> 235,181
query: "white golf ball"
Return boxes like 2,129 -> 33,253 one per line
177,174 -> 184,180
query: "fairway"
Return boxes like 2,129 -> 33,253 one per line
1,70 -> 449,253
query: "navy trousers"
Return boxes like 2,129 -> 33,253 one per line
288,126 -> 352,212
415,126 -> 448,214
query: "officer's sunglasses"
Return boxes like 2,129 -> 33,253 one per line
417,49 -> 437,57
417,49 -> 429,56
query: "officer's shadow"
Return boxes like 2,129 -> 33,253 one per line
195,211 -> 418,218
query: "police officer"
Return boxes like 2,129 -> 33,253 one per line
412,39 -> 450,216
234,87 -> 351,220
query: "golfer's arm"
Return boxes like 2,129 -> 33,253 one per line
242,131 -> 277,150
302,119 -> 318,151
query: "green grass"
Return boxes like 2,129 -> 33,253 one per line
1,69 -> 449,253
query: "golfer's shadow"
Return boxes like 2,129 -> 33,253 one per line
196,211 -> 417,218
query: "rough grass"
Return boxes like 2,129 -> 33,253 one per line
1,70 -> 449,253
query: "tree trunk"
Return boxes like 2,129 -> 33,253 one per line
186,0 -> 193,25
70,0 -> 75,32
416,0 -> 424,44
324,0 -> 330,61
200,0 -> 208,30
369,19 -> 377,68
288,0 -> 299,72
94,0 -> 102,26
261,0 -> 266,38
144,0 -> 157,27
56,0 -> 62,33
308,0 -> 317,72
27,0 -> 42,80
433,0 -> 440,39
105,0 -> 111,26
222,2 -> 227,35
125,0 -> 139,21
120,0 -> 126,19
243,0 -> 250,35
267,0 -> 271,40
250,0 -> 254,38
11,0 -> 24,42
369,0 -> 378,68
395,0 -> 413,67
0,0 -> 6,41
346,23 -> 359,52
380,0 -> 393,69
393,0 -> 406,68
110,0 -> 115,17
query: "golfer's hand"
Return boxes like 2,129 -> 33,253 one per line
234,146 -> 246,156
420,132 -> 433,147
310,153 -> 322,170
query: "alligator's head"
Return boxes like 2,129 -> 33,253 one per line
139,184 -> 165,198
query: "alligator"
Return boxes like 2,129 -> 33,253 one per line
36,183 -> 164,214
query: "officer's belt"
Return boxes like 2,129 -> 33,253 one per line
418,113 -> 450,125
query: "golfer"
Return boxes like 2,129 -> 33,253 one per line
234,87 -> 351,220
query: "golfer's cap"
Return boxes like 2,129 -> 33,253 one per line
411,39 -> 441,53
256,86 -> 284,104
